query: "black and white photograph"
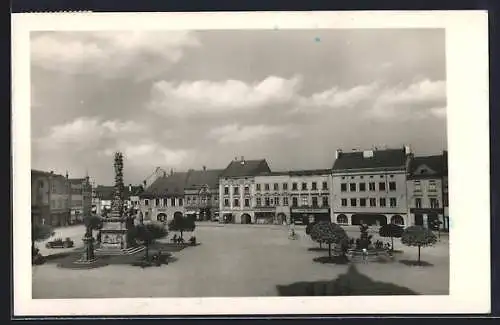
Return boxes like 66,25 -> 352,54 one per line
12,11 -> 490,316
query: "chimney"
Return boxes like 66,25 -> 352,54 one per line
203,165 -> 206,171
128,184 -> 132,192
143,180 -> 147,187
335,149 -> 343,159
170,168 -> 174,176
363,150 -> 374,158
234,156 -> 238,161
404,145 -> 411,155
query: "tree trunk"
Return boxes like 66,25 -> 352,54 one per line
319,242 -> 322,249
391,236 -> 394,251
418,245 -> 421,263
144,244 -> 149,261
328,243 -> 332,257
180,230 -> 183,239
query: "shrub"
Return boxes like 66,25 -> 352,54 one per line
134,222 -> 168,261
401,226 -> 437,264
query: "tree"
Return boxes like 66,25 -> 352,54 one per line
311,222 -> 348,257
132,222 -> 168,261
378,223 -> 404,251
401,226 -> 437,263
309,222 -> 324,249
31,223 -> 54,256
168,213 -> 195,239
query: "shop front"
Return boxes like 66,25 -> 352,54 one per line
254,207 -> 276,224
290,207 -> 330,225
410,208 -> 445,229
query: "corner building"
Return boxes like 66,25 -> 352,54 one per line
407,152 -> 448,230
331,147 -> 412,226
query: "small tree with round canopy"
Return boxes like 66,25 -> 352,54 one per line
168,213 -> 196,240
401,225 -> 437,264
131,221 -> 168,261
311,221 -> 349,258
379,223 -> 404,251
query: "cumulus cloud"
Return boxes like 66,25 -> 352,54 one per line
101,141 -> 191,168
148,76 -> 302,116
305,83 -> 379,108
35,117 -> 146,151
31,31 -> 200,80
369,79 -> 447,119
208,124 -> 296,144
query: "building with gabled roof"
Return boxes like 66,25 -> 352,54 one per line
331,146 -> 412,227
184,167 -> 224,221
407,152 -> 448,230
139,171 -> 189,222
219,157 -> 271,224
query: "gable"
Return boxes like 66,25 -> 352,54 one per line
413,164 -> 437,176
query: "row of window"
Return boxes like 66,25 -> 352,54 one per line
414,180 -> 438,192
340,181 -> 397,192
341,174 -> 395,180
223,196 -> 329,208
144,198 -> 184,207
341,197 -> 397,208
255,181 -> 329,192
185,196 -> 218,205
415,198 -> 440,208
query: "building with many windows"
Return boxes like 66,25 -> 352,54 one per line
94,184 -> 144,215
253,172 -> 291,224
139,171 -> 188,222
287,169 -> 332,224
407,152 -> 448,230
331,147 -> 412,226
219,157 -> 271,224
68,176 -> 92,224
31,170 -> 71,226
184,167 -> 223,221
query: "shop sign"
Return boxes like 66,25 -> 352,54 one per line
291,208 -> 329,213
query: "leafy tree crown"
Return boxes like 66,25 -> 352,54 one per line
310,221 -> 348,245
379,223 -> 404,238
401,226 -> 437,247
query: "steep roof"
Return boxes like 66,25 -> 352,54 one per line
185,169 -> 224,190
409,154 -> 446,178
141,172 -> 189,197
332,148 -> 407,171
257,169 -> 331,177
221,159 -> 271,178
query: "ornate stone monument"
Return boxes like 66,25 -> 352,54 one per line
100,152 -> 128,250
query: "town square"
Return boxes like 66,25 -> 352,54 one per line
27,27 -> 453,300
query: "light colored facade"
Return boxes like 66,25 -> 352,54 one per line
218,158 -> 271,224
332,147 -> 411,226
139,172 -> 187,222
253,173 -> 290,224
184,168 -> 223,221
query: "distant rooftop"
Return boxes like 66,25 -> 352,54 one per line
221,158 -> 271,178
332,148 -> 408,171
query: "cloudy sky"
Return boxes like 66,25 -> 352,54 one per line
30,29 -> 447,185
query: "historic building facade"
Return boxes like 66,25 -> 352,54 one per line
31,170 -> 71,226
68,176 -> 92,223
332,147 -> 412,226
253,172 -> 290,224
407,152 -> 448,230
139,171 -> 187,222
287,169 -> 332,225
31,170 -> 52,226
184,167 -> 223,221
218,157 -> 271,224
